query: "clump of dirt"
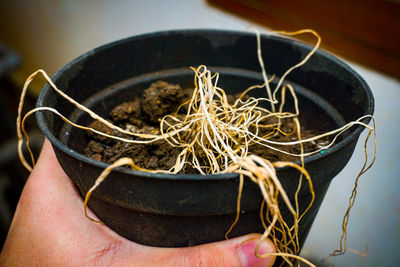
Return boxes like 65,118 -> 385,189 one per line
141,81 -> 193,124
84,81 -> 327,172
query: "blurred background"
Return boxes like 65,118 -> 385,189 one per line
0,0 -> 399,266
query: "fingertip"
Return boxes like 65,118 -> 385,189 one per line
237,234 -> 276,267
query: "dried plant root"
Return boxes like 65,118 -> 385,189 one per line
324,117 -> 376,262
83,157 -> 151,223
224,155 -> 313,265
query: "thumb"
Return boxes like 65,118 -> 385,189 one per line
132,233 -> 276,267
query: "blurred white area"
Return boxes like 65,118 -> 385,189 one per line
1,1 -> 399,266
0,0 -> 251,76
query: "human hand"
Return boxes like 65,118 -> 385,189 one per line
0,140 -> 276,266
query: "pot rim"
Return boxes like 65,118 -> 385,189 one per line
36,28 -> 374,181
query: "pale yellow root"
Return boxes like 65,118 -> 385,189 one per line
327,118 -> 376,258
257,251 -> 317,267
224,173 -> 244,239
224,153 -> 314,265
83,157 -> 150,223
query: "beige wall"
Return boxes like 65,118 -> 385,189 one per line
0,0 -> 251,94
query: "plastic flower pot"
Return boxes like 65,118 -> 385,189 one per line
36,29 -> 374,249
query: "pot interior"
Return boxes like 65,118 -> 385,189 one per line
59,66 -> 346,158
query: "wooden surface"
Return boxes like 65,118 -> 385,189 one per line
209,0 -> 400,78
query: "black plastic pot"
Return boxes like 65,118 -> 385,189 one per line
36,30 -> 373,250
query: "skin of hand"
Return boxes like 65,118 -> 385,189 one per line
0,140 -> 276,267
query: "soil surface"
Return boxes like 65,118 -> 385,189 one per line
84,81 -> 328,172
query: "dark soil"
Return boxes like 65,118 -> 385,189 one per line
84,81 -> 328,172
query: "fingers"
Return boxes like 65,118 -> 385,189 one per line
1,140 -> 277,267
1,139 -> 112,265
122,234 -> 276,267
28,141 -> 276,267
